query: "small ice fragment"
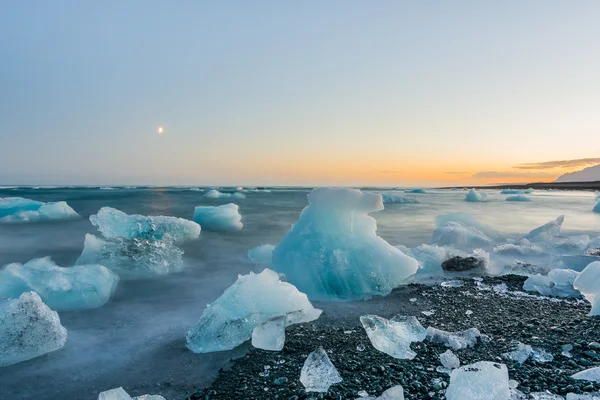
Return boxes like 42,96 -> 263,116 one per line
466,310 -> 473,316
193,203 -> 243,232
360,315 -> 427,360
571,367 -> 600,383
440,350 -> 460,370
426,327 -> 480,350
358,390 -> 369,397
503,342 -> 553,364
409,298 -> 417,302
0,292 -> 67,367
530,392 -> 565,400
98,387 -> 132,400
251,316 -> 286,351
356,344 -> 366,352
134,396 -> 166,400
300,347 -> 342,392
445,361 -> 510,400
441,280 -> 464,288
531,348 -> 554,363
421,310 -> 434,316
561,344 -> 573,358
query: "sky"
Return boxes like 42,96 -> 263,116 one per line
1,1 -> 599,187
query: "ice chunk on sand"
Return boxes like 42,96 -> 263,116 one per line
97,387 -> 166,400
357,385 -> 405,400
186,269 -> 321,353
271,188 -> 418,301
465,189 -> 487,202
251,316 -> 286,351
426,327 -> 480,350
522,216 -> 565,242
0,197 -> 79,223
503,342 -> 554,364
0,257 -> 118,311
445,361 -> 510,400
574,261 -> 600,316
90,207 -> 200,242
501,261 -> 551,277
247,244 -> 275,265
506,195 -> 531,202
300,347 -> 342,392
523,269 -> 581,298
193,203 -> 243,232
360,315 -> 427,360
76,234 -> 184,279
567,394 -> 600,400
571,367 -> 600,383
380,193 -> 421,204
530,392 -> 565,400
0,292 -> 67,367
204,190 -> 246,199
440,349 -> 460,370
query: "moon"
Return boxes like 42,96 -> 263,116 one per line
157,126 -> 164,135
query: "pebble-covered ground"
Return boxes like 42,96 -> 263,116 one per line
188,275 -> 600,400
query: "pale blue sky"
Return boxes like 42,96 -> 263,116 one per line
1,1 -> 599,186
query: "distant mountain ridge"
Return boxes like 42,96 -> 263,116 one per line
555,164 -> 600,183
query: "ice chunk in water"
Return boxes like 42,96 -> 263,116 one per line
465,189 -> 487,202
432,222 -> 494,250
0,197 -> 79,223
571,367 -> 600,383
426,327 -> 480,350
247,244 -> 275,265
406,188 -> 426,194
360,315 -> 427,360
522,216 -> 564,242
445,361 -> 510,400
0,257 -> 118,311
204,190 -> 246,199
398,244 -> 446,276
0,292 -> 67,367
574,261 -> 600,316
380,193 -> 421,204
76,234 -> 184,279
271,188 -> 418,301
503,342 -> 553,364
300,347 -> 342,392
523,269 -> 581,298
506,195 -> 531,202
440,349 -> 460,370
90,207 -> 200,242
97,387 -> 166,400
193,203 -> 243,232
186,269 -> 321,353
251,316 -> 286,351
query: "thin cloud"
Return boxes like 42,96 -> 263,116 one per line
515,157 -> 600,170
472,171 -> 558,179
445,171 -> 468,175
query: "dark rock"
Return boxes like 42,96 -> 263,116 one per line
441,256 -> 485,272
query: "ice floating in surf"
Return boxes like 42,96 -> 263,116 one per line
0,292 -> 67,367
90,207 -> 200,242
406,188 -> 426,194
271,188 -> 418,301
360,315 -> 427,360
506,194 -> 531,202
380,193 -> 421,204
247,244 -> 275,265
186,269 -> 321,353
574,261 -> 600,316
193,203 -> 243,232
445,361 -> 510,400
465,188 -> 487,202
300,347 -> 342,393
0,257 -> 118,311
204,190 -> 246,199
0,197 -> 79,223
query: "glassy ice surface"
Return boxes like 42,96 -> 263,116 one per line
300,347 -> 342,393
439,349 -> 460,370
571,367 -> 600,383
426,327 -> 480,350
574,261 -> 600,315
0,257 -> 118,311
193,203 -> 243,232
503,342 -> 554,364
360,315 -> 427,360
251,316 -> 286,351
0,292 -> 67,367
523,269 -> 581,298
445,361 -> 510,400
0,197 -> 79,223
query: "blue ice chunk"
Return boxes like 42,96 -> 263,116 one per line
248,244 -> 275,265
406,188 -> 426,194
0,292 -> 67,367
186,269 -> 321,353
0,197 -> 79,223
271,188 -> 418,301
500,189 -> 525,194
506,195 -> 531,202
0,257 -> 118,311
523,269 -> 581,298
90,207 -> 200,242
380,193 -> 421,204
76,234 -> 184,279
193,203 -> 243,232
594,199 -> 600,213
465,189 -> 487,202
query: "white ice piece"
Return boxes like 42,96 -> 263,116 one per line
465,189 -> 488,202
503,342 -> 554,364
445,361 -> 510,400
0,197 -> 79,223
440,349 -> 460,370
0,292 -> 67,367
251,316 -> 286,351
523,269 -> 581,298
574,261 -> 600,316
300,347 -> 342,392
204,190 -> 246,199
571,367 -> 600,383
193,203 -> 243,232
426,327 -> 480,350
186,269 -> 321,353
360,315 -> 427,360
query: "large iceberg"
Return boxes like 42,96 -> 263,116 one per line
445,361 -> 510,400
0,257 -> 118,311
90,207 -> 200,242
465,189 -> 487,202
300,347 -> 342,393
0,292 -> 67,367
204,190 -> 246,199
523,269 -> 581,298
360,315 -> 427,360
574,261 -> 600,315
97,387 -> 166,400
76,234 -> 184,279
247,244 -> 275,265
186,269 -> 321,353
0,197 -> 79,223
271,188 -> 418,301
193,203 -> 243,232
506,195 -> 531,202
380,193 -> 421,204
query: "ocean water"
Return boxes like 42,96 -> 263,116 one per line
0,187 -> 599,399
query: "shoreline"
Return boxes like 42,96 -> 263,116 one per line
438,181 -> 600,191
